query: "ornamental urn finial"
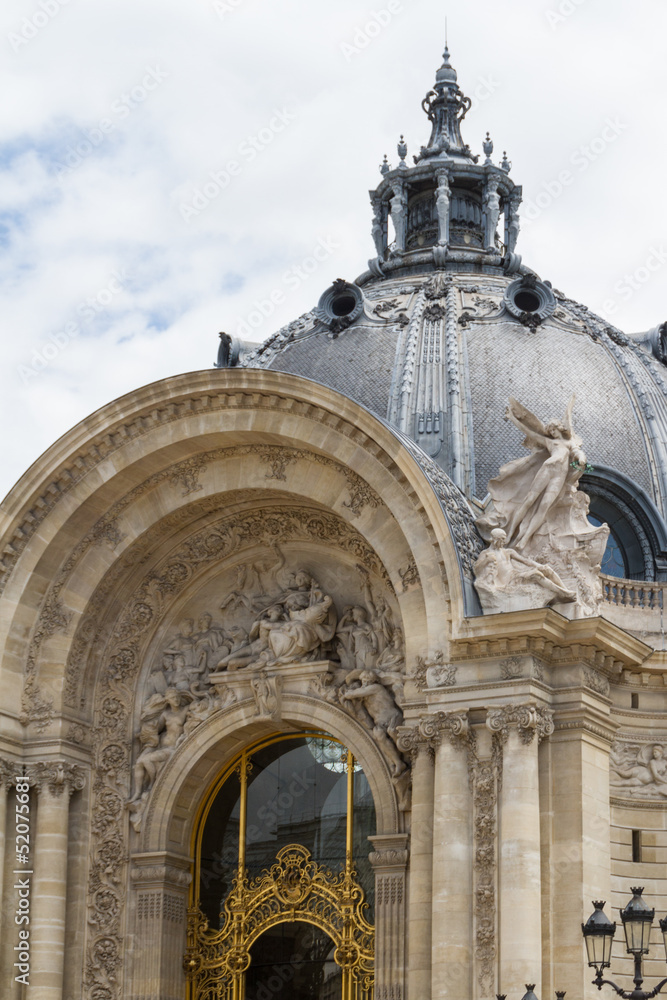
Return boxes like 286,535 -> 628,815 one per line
380,154 -> 390,176
397,134 -> 407,167
483,131 -> 494,164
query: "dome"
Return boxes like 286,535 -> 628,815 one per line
222,47 -> 667,586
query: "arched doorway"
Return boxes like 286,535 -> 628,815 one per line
246,922 -> 339,1000
184,733 -> 376,1000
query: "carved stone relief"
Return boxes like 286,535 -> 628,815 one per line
126,550 -> 408,825
610,741 -> 667,798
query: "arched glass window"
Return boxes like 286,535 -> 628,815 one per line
588,514 -> 627,578
582,470 -> 667,583
186,733 -> 376,1000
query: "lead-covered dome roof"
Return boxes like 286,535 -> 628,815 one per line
225,45 -> 667,581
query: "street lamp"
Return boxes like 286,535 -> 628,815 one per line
582,889 -> 667,998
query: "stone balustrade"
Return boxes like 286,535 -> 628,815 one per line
601,574 -> 666,609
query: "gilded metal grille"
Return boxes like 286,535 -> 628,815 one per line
184,739 -> 374,1000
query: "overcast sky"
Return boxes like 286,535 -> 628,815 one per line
1,0 -> 666,501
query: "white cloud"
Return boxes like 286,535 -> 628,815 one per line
0,0 -> 666,498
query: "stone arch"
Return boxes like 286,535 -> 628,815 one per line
142,695 -> 401,855
0,372 -> 475,738
0,369 -> 472,1000
127,701 -> 402,1000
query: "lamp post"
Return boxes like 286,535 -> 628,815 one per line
582,889 -> 667,998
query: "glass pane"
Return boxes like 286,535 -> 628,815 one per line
245,922 -> 340,1000
199,768 -> 241,928
198,734 -> 378,926
245,739 -> 347,883
588,515 -> 627,578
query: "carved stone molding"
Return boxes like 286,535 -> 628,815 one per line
486,704 -> 554,745
27,760 -> 86,797
1,396 -> 398,599
472,754 -> 499,996
583,666 -> 611,696
413,650 -> 457,691
130,856 -> 193,889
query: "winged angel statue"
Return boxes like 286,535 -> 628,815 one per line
474,397 -> 609,616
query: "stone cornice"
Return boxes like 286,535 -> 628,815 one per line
452,608 -> 652,672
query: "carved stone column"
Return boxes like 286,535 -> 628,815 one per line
371,193 -> 388,258
430,712 -> 472,1000
396,721 -> 438,1000
547,708 -> 615,1000
127,851 -> 192,1000
487,705 -> 553,1000
27,761 -> 85,1000
368,834 -> 409,1000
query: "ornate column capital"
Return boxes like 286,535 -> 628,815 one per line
486,703 -> 554,745
27,760 -> 86,797
397,711 -> 469,761
368,834 -> 410,872
0,756 -> 18,789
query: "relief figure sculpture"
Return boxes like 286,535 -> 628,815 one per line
610,743 -> 667,797
130,562 -> 406,826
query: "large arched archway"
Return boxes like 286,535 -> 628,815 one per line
0,370 -> 470,999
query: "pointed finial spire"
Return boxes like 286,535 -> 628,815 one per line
483,132 -> 494,164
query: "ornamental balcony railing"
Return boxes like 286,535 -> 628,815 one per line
601,575 -> 666,611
